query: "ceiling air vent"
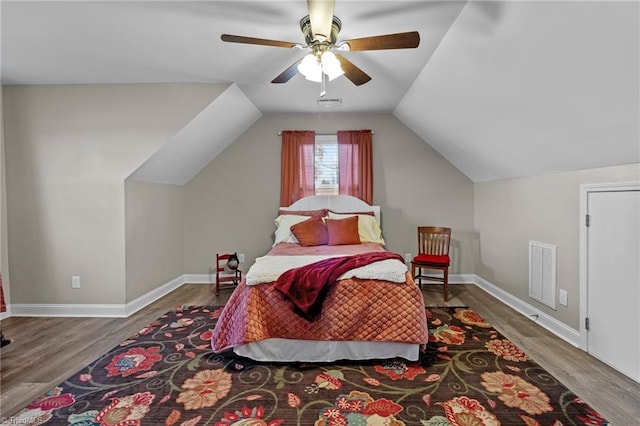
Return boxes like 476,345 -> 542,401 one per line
317,98 -> 342,107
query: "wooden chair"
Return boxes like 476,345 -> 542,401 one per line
215,253 -> 242,296
411,227 -> 451,301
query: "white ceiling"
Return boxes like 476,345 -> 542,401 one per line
2,0 -> 638,182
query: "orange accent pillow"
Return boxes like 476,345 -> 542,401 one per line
326,216 -> 361,246
290,216 -> 329,246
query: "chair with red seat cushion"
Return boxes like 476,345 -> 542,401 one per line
411,227 -> 451,301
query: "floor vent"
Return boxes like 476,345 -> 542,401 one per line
529,241 -> 557,309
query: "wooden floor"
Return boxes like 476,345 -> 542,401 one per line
1,283 -> 639,424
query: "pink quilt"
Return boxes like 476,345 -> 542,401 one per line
211,244 -> 429,353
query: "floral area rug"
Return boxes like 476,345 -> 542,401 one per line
2,306 -> 609,426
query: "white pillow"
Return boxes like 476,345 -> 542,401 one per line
273,214 -> 312,246
327,212 -> 385,245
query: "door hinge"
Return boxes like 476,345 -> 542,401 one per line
585,214 -> 590,227
585,317 -> 590,330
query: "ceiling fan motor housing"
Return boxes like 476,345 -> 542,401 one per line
300,15 -> 342,46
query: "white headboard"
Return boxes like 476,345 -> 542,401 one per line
285,195 -> 381,224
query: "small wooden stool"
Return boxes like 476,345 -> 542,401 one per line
215,253 -> 242,296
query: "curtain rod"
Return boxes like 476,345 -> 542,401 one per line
277,130 -> 375,136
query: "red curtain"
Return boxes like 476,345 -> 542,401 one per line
280,131 -> 316,206
337,130 -> 373,205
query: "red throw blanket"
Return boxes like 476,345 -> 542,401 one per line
274,251 -> 404,321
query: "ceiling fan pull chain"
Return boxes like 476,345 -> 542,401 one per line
319,70 -> 326,97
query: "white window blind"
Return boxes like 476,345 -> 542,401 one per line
314,134 -> 338,195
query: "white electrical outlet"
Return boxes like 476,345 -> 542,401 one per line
559,289 -> 568,306
238,253 -> 245,263
404,253 -> 412,263
72,276 -> 80,289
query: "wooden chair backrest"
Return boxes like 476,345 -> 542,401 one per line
216,253 -> 232,274
417,227 -> 451,256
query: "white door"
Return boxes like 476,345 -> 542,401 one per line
586,189 -> 640,381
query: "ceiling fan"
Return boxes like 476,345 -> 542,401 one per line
220,0 -> 420,93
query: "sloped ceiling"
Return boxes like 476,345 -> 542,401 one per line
395,0 -> 639,182
1,1 -> 638,183
128,84 -> 262,185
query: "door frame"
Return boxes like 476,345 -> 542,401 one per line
579,181 -> 640,351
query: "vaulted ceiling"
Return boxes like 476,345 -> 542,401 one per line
2,1 -> 638,182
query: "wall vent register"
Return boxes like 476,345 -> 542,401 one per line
529,241 -> 557,309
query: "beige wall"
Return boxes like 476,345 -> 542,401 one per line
3,80 -> 635,336
474,163 -> 640,329
1,85 -> 9,308
125,180 -> 184,301
184,113 -> 476,276
3,84 -> 226,304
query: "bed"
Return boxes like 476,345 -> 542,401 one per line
210,195 -> 429,363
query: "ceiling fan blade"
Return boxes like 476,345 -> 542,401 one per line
221,34 -> 299,49
271,58 -> 304,83
342,31 -> 420,51
307,0 -> 335,41
335,54 -> 371,86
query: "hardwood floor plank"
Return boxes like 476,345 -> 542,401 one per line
1,283 -> 639,424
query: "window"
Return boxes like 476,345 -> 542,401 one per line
314,135 -> 339,196
280,130 -> 373,206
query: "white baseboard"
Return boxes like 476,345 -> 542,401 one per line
183,274 -> 214,284
9,303 -> 127,317
413,274 -> 474,284
6,274 -> 209,318
472,274 -> 580,347
450,274 -> 476,284
125,275 -> 186,317
0,272 -> 582,349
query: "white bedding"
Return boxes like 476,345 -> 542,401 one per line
245,254 -> 408,286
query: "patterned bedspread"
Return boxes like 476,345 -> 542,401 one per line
211,244 -> 429,353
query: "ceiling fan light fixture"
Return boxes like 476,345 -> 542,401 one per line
298,53 -> 323,82
298,50 -> 344,83
321,51 -> 344,81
